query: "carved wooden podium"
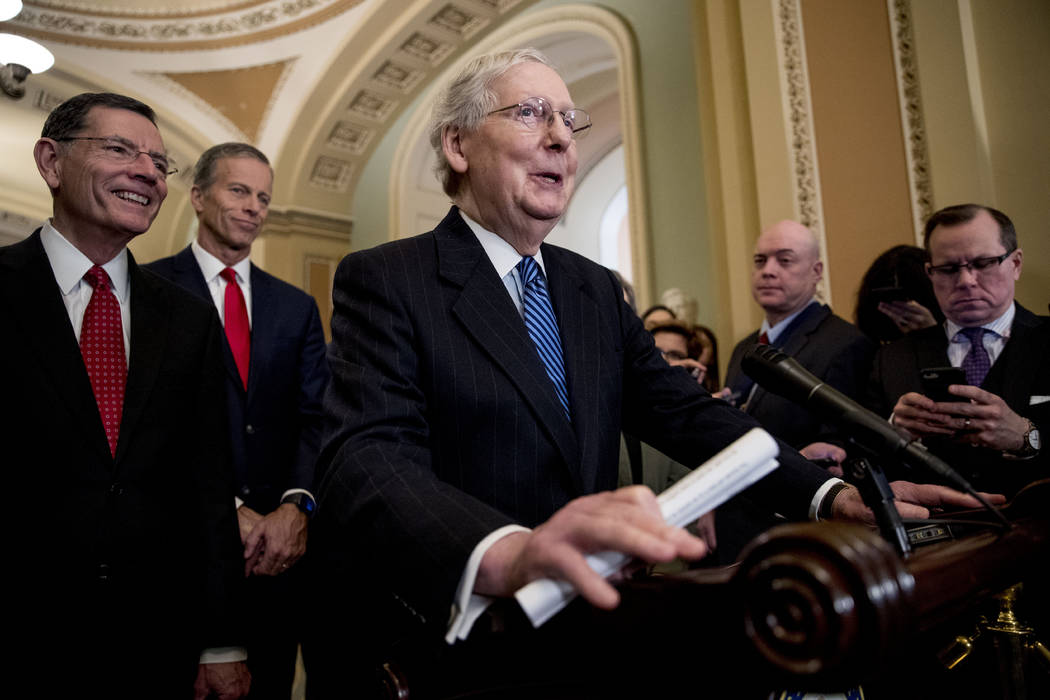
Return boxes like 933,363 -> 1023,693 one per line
380,481 -> 1050,699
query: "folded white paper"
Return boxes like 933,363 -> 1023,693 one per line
514,428 -> 780,627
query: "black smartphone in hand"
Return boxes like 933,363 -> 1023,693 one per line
920,366 -> 967,403
871,286 -> 910,304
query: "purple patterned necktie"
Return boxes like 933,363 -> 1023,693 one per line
959,327 -> 991,386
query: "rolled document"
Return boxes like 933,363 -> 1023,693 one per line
514,427 -> 780,627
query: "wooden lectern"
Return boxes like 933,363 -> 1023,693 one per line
379,481 -> 1050,699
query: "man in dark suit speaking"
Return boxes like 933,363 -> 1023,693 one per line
147,143 -> 329,699
311,49 -> 989,695
1,93 -> 247,698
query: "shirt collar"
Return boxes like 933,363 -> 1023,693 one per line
191,239 -> 251,285
760,297 -> 817,344
40,219 -> 129,303
460,210 -> 546,279
945,301 -> 1015,342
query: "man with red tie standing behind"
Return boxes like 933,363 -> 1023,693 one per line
0,93 -> 247,699
147,142 -> 330,700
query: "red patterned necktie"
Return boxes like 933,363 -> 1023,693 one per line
220,267 -> 250,389
80,265 -> 126,457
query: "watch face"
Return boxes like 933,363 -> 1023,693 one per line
1030,428 -> 1041,450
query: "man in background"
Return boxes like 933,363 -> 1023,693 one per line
867,204 -> 1046,496
720,220 -> 875,560
1,92 -> 247,699
148,142 -> 329,699
725,220 -> 875,459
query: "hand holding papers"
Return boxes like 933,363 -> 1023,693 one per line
514,428 -> 780,627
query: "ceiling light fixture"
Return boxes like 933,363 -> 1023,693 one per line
1,2 -> 55,99
0,1 -> 24,23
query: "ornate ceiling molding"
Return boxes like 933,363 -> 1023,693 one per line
12,0 -> 364,51
157,59 -> 294,143
295,0 -> 531,197
29,1 -> 269,20
888,0 -> 933,243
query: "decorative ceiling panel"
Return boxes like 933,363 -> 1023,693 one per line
13,0 -> 365,50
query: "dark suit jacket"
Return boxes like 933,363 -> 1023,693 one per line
867,303 -> 1050,496
1,231 -> 244,692
146,246 -> 329,513
725,302 -> 876,448
314,207 -> 834,636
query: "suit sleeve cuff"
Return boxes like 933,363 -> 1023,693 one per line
810,477 -> 846,521
280,488 -> 316,504
445,524 -> 530,645
199,646 -> 247,664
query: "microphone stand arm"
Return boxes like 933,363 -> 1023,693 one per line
844,455 -> 912,557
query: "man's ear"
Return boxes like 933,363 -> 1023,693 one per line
33,138 -> 62,191
189,184 -> 205,215
441,125 -> 469,175
813,259 -> 824,282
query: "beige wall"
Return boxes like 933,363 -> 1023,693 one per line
696,0 -> 1049,364
801,0 -> 916,317
913,0 -> 1050,311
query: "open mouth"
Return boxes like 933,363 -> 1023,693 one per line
114,190 -> 150,206
533,172 -> 562,184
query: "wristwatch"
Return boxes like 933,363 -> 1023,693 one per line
1007,420 -> 1041,459
281,492 -> 316,517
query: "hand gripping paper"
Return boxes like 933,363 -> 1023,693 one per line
514,428 -> 780,627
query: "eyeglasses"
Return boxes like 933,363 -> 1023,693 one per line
56,136 -> 178,179
661,349 -> 690,362
926,251 -> 1013,278
487,97 -> 591,139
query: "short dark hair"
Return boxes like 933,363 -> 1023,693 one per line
923,203 -> 1016,253
640,304 -> 676,323
41,92 -> 156,141
193,142 -> 271,191
649,321 -> 702,360
854,244 -> 944,343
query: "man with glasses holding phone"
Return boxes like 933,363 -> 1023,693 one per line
0,92 -> 248,699
868,204 -> 1047,496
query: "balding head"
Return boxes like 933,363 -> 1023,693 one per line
751,220 -> 823,325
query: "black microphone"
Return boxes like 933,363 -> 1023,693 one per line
740,344 -> 975,494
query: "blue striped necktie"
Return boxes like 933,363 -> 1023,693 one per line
517,255 -> 571,419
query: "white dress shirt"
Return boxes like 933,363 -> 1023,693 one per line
40,222 -> 246,665
40,221 -> 131,358
944,303 -> 1014,367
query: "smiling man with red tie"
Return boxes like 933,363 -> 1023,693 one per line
147,142 -> 330,700
0,92 -> 247,699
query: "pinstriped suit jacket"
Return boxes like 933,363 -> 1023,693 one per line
314,207 -> 831,630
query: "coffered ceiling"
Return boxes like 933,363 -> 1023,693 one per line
1,0 -> 547,228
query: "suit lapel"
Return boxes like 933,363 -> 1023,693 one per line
988,304 -> 1042,407
246,264 -> 277,399
3,232 -> 112,463
437,210 -> 582,488
543,246 -> 603,494
170,247 -> 243,390
747,303 -> 828,415
117,255 -> 168,468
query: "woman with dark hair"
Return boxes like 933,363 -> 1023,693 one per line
855,244 -> 944,343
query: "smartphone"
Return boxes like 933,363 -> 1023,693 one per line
920,366 -> 967,403
871,286 -> 910,304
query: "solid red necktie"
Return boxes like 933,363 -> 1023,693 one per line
80,265 -> 126,457
220,267 -> 250,389
758,331 -> 770,345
